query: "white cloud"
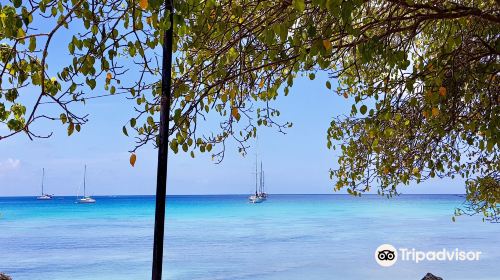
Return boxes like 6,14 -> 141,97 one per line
0,158 -> 21,175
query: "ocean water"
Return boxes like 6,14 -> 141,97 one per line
0,195 -> 498,280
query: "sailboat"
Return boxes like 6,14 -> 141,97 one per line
36,168 -> 53,200
77,165 -> 96,204
249,157 -> 266,203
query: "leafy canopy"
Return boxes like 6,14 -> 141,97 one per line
0,0 -> 292,161
175,0 -> 499,220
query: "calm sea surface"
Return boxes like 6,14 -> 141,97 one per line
0,195 -> 498,280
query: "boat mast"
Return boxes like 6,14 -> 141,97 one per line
255,154 -> 258,195
263,170 -> 265,194
83,165 -> 87,197
260,161 -> 263,195
41,168 -> 45,195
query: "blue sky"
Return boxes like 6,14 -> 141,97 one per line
0,71 -> 465,196
0,27 -> 465,196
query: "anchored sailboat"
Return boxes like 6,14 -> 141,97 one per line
77,165 -> 95,204
36,168 -> 53,200
249,157 -> 267,203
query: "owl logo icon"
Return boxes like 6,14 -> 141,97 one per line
375,244 -> 398,267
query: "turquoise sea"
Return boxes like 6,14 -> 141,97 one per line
0,195 -> 498,280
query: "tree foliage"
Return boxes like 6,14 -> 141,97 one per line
320,0 -> 499,221
0,0 -> 292,161
174,0 -> 499,219
0,0 -> 498,219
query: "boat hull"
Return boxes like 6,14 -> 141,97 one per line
249,195 -> 264,203
77,197 -> 96,204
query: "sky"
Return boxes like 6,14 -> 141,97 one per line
0,22 -> 465,196
0,71 -> 465,196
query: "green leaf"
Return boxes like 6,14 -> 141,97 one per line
5,89 -> 18,102
29,37 -> 36,52
326,81 -> 331,89
292,0 -> 305,12
326,0 -> 341,13
360,105 -> 367,115
122,126 -> 128,136
68,42 -> 75,54
7,119 -> 22,131
170,141 -> 179,153
86,78 -> 96,90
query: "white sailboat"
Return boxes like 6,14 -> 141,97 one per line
37,168 -> 53,200
249,157 -> 266,203
77,165 -> 95,204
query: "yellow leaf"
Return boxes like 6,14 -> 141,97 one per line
432,107 -> 440,117
259,79 -> 265,89
67,122 -> 74,136
231,107 -> 239,119
439,86 -> 446,97
412,167 -> 420,175
422,111 -> 429,118
17,28 -> 25,38
323,39 -> 332,51
106,72 -> 112,80
383,167 -> 389,175
130,153 -> 137,167
139,0 -> 148,9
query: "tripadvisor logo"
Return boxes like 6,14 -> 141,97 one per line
375,244 -> 398,267
375,244 -> 482,267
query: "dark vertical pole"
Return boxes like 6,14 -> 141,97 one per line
152,0 -> 174,279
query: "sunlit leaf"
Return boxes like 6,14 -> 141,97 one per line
130,153 -> 137,167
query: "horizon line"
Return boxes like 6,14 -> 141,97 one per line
0,193 -> 465,198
